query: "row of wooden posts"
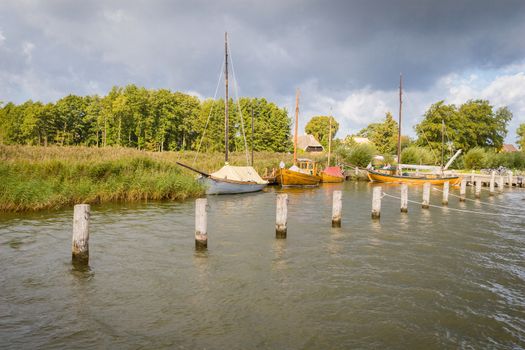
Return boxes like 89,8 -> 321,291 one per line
71,171 -> 515,263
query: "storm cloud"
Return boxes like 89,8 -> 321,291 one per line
1,0 -> 525,140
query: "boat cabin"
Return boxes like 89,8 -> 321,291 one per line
295,158 -> 319,175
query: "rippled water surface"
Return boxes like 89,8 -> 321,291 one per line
1,182 -> 524,349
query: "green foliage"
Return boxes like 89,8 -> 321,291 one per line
304,116 -> 339,149
336,143 -> 376,168
357,112 -> 399,155
400,146 -> 437,165
517,123 -> 525,150
463,147 -> 487,170
415,100 -> 512,154
0,86 -> 291,153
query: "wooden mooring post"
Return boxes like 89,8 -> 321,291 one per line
498,176 -> 504,192
276,194 -> 288,238
400,184 -> 408,213
459,179 -> 467,202
195,198 -> 208,250
422,182 -> 430,209
475,177 -> 482,198
442,181 -> 449,205
489,171 -> 495,196
72,204 -> 90,264
332,191 -> 342,227
371,186 -> 382,219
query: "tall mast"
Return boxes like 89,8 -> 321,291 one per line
441,119 -> 445,171
327,111 -> 332,168
224,32 -> 229,163
251,105 -> 255,166
397,73 -> 402,173
293,88 -> 300,165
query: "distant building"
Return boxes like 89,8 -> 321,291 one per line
297,134 -> 324,152
353,137 -> 371,144
501,144 -> 518,153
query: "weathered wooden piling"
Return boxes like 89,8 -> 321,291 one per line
508,170 -> 513,187
72,204 -> 90,264
400,184 -> 408,213
371,186 -> 382,219
276,194 -> 288,238
489,171 -> 495,196
195,198 -> 208,249
422,182 -> 430,209
498,176 -> 504,192
475,177 -> 482,198
332,191 -> 342,227
459,179 -> 467,202
442,181 -> 449,205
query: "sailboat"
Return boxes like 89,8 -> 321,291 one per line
275,89 -> 322,187
367,74 -> 461,185
176,33 -> 268,194
320,114 -> 345,183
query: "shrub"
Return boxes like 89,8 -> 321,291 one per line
400,146 -> 437,165
336,143 -> 376,168
463,147 -> 487,169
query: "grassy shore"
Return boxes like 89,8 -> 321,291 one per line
0,145 -> 304,212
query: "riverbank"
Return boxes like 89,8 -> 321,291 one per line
0,145 -> 299,212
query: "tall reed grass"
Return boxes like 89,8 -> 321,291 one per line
0,145 -> 314,211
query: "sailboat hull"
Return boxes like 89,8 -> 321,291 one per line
320,172 -> 345,183
200,177 -> 267,195
276,168 -> 321,187
367,169 -> 461,185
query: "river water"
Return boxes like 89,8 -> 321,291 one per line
1,182 -> 524,349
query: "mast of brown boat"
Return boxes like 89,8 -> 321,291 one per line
327,111 -> 332,168
397,73 -> 402,175
293,88 -> 300,165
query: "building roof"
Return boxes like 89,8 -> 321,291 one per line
297,134 -> 324,152
353,137 -> 371,144
502,144 -> 518,153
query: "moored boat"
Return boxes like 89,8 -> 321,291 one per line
276,89 -> 321,187
276,158 -> 321,187
320,166 -> 345,183
366,74 -> 462,186
177,33 -> 267,195
367,168 -> 460,185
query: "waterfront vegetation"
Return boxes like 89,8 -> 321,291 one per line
0,145 -> 301,212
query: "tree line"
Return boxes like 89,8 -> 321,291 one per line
349,99 -> 518,155
0,84 -> 292,152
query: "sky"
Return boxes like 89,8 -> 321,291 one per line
1,0 -> 525,144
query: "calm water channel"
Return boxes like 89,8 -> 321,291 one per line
1,182 -> 524,349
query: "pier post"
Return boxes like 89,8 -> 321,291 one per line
276,194 -> 288,238
371,186 -> 382,219
508,171 -> 513,187
400,184 -> 408,213
72,204 -> 90,264
332,191 -> 342,227
489,171 -> 495,196
422,182 -> 430,209
442,181 -> 449,205
195,198 -> 208,250
459,179 -> 467,202
497,176 -> 504,193
475,177 -> 482,198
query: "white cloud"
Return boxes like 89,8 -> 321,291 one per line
22,41 -> 35,63
288,65 -> 525,144
0,30 -> 6,46
103,9 -> 129,23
